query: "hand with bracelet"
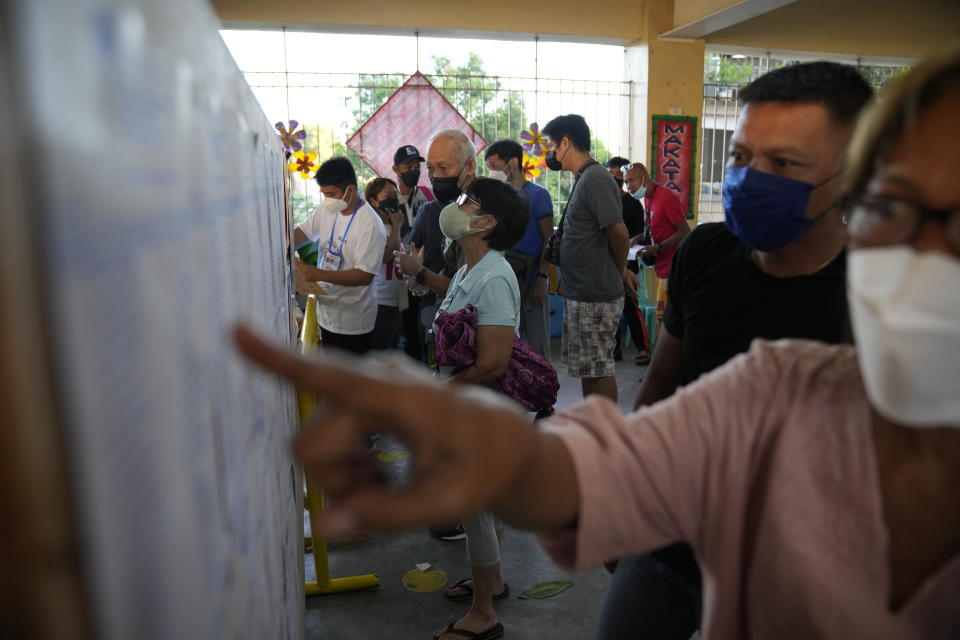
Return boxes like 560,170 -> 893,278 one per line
639,242 -> 663,257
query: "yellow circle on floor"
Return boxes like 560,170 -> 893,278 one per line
378,449 -> 410,462
402,567 -> 448,593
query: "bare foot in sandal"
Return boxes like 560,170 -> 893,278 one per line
434,611 -> 502,640
444,578 -> 509,601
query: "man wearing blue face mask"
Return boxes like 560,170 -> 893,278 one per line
598,61 -> 874,640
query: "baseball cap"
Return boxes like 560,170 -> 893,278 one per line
393,145 -> 425,165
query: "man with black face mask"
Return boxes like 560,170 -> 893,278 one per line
596,61 -> 873,640
392,145 -> 435,234
394,130 -> 478,375
541,114 -> 634,404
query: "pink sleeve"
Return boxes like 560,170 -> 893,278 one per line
537,341 -> 787,571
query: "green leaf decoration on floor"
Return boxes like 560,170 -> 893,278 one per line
518,580 -> 573,599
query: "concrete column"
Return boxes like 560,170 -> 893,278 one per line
623,0 -> 705,222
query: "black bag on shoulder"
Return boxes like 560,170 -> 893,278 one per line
543,160 -> 599,267
504,249 -> 536,289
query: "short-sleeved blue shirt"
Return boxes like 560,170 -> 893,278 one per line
436,249 -> 521,334
511,181 -> 555,288
512,181 -> 554,257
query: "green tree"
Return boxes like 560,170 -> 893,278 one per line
859,65 -> 910,92
333,53 -> 620,219
704,54 -> 754,84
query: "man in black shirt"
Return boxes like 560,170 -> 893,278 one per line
605,156 -> 650,365
597,62 -> 873,640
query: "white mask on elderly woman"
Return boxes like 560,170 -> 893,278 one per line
439,202 -> 490,241
848,245 -> 960,428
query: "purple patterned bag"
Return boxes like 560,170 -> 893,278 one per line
434,304 -> 559,414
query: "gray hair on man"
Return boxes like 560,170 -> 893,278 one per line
427,128 -> 476,168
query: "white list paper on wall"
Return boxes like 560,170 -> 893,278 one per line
10,0 -> 304,637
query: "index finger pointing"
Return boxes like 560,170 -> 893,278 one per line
233,324 -> 400,416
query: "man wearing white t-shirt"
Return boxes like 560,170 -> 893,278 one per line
293,157 -> 387,354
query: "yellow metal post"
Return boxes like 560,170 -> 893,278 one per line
298,295 -> 379,595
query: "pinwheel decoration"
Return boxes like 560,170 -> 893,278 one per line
289,150 -> 319,179
520,122 -> 548,158
275,120 -> 307,153
521,152 -> 545,180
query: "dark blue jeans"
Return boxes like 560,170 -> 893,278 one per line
596,552 -> 702,640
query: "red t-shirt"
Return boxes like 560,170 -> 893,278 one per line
644,183 -> 686,279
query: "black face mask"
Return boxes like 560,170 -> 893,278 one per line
545,138 -> 563,171
379,196 -> 400,213
431,172 -> 463,203
545,150 -> 563,171
614,177 -> 624,189
399,169 -> 420,188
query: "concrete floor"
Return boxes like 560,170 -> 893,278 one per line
304,338 -> 648,640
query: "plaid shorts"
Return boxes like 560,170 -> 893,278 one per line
561,298 -> 624,378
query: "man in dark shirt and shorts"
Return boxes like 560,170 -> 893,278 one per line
597,61 -> 873,640
542,114 -> 633,402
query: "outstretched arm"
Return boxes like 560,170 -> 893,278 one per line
234,326 -> 579,534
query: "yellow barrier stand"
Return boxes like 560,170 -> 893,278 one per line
298,295 -> 380,595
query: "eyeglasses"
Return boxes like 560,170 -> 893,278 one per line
847,194 -> 960,251
455,192 -> 482,209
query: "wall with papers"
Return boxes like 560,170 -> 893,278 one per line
5,0 -> 303,637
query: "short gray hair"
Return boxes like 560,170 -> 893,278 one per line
427,128 -> 476,169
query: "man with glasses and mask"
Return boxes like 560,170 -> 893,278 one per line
597,61 -> 873,640
293,157 -> 387,355
541,114 -> 634,403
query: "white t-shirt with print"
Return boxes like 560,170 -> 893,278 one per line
373,221 -> 403,307
297,201 -> 386,335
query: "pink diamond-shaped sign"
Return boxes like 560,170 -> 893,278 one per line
346,72 -> 487,184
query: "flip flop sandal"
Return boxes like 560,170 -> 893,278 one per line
433,621 -> 504,640
443,578 -> 510,601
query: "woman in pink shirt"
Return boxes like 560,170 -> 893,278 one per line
237,53 -> 960,639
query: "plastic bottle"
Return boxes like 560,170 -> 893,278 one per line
395,244 -> 430,297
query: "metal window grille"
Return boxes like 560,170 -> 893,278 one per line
698,53 -> 911,224
241,70 -> 632,222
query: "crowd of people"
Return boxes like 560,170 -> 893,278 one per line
273,51 -> 960,640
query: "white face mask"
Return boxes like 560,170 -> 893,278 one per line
321,186 -> 352,213
487,170 -> 508,183
630,184 -> 647,201
848,245 -> 960,428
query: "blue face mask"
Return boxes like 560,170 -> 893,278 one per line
722,166 -> 838,252
630,185 -> 647,201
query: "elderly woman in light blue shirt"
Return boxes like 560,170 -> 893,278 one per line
432,177 -> 528,640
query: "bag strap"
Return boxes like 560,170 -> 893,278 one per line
555,159 -> 600,231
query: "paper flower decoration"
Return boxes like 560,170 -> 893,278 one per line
275,120 -> 307,152
289,150 -> 318,179
520,122 -> 548,158
522,152 -> 545,180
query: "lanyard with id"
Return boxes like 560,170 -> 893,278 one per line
318,200 -> 362,286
